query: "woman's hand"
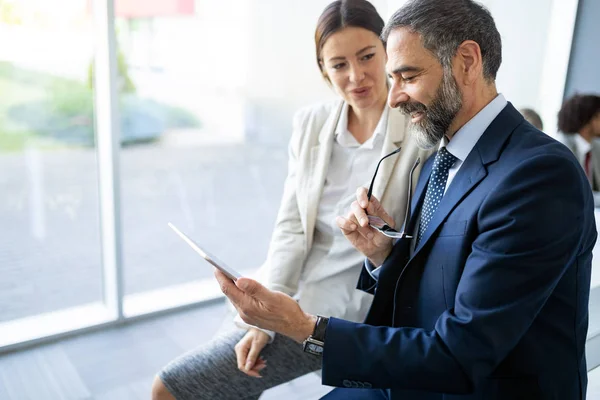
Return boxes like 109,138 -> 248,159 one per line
234,328 -> 270,378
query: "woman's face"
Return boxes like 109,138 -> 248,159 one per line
320,26 -> 387,111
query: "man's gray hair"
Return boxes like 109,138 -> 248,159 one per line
382,0 -> 502,81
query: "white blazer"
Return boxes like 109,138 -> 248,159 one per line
249,99 -> 432,324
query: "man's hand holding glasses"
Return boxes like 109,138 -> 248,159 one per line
336,187 -> 396,266
336,148 -> 420,266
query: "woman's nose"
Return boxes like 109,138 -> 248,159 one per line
348,64 -> 365,84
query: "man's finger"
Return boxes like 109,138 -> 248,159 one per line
235,277 -> 273,303
339,212 -> 372,240
351,200 -> 369,227
356,186 -> 369,209
336,215 -> 358,233
366,195 -> 395,227
214,269 -> 246,306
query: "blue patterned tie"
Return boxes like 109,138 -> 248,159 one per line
416,147 -> 458,245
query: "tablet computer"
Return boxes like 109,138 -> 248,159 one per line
168,222 -> 242,281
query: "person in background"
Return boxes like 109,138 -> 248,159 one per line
519,107 -> 543,130
152,1 -> 431,399
557,93 -> 600,191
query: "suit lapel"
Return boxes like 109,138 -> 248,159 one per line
371,108 -> 407,200
409,102 -> 524,257
412,152 -> 486,255
303,102 -> 343,246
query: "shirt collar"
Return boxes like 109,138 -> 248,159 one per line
335,102 -> 388,149
441,94 -> 508,161
573,134 -> 592,158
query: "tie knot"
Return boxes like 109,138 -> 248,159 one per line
434,147 -> 457,172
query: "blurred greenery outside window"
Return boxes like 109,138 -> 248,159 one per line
0,1 -> 200,151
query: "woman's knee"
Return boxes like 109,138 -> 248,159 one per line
151,375 -> 176,400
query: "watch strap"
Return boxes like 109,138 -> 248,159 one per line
312,316 -> 329,342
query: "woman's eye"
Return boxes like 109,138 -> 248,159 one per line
361,53 -> 375,61
332,63 -> 346,70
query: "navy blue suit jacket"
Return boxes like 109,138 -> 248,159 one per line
321,103 -> 597,399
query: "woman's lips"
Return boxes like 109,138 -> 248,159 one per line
351,87 -> 371,98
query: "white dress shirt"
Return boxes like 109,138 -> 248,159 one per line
367,94 -> 507,277
314,103 -> 388,236
440,93 -> 507,191
300,103 -> 388,310
572,134 -> 592,168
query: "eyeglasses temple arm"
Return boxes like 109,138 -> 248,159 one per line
366,147 -> 402,201
399,157 -> 420,236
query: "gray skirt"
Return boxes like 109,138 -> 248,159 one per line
159,327 -> 323,400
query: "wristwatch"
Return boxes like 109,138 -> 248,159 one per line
302,316 -> 329,356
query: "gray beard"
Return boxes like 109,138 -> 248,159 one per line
409,70 -> 462,150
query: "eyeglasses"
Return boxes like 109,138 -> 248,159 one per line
366,148 -> 420,239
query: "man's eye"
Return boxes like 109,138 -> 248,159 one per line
403,76 -> 415,83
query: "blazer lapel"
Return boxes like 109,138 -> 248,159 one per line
411,102 -> 523,257
303,101 -> 343,248
371,108 -> 407,200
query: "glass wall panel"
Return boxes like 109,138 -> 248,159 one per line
0,0 -> 103,322
116,0 -> 353,299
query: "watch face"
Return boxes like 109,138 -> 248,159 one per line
307,342 -> 323,355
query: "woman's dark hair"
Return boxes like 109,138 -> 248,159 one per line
315,0 -> 385,81
557,94 -> 600,134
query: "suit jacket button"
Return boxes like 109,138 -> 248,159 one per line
343,379 -> 352,388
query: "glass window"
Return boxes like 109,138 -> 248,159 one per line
116,0 -> 339,309
0,0 -> 103,324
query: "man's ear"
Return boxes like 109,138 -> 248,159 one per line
455,40 -> 483,85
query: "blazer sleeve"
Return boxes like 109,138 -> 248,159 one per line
321,152 -> 595,393
231,109 -> 312,338
254,109 -> 312,296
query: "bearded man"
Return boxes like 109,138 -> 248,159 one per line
215,1 -> 596,399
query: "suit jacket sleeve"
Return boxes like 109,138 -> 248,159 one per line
322,152 -> 593,393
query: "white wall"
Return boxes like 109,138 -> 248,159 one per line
482,0 -> 578,136
480,0 -> 553,111
239,0 -> 576,144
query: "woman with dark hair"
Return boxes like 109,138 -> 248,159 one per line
152,1 -> 430,398
557,93 -> 600,190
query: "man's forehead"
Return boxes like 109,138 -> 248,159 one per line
385,28 -> 435,71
